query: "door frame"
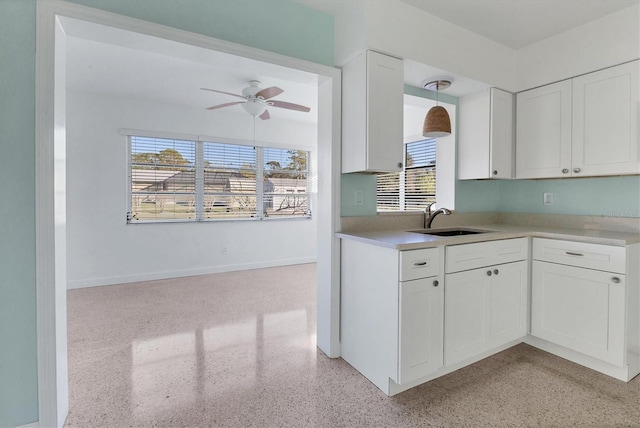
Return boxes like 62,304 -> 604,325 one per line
35,1 -> 342,426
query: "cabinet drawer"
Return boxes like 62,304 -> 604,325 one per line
400,248 -> 439,281
532,238 -> 626,274
445,238 -> 528,273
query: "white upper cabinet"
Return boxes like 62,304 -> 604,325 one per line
516,80 -> 572,179
342,50 -> 404,173
516,61 -> 639,179
572,61 -> 639,176
459,87 -> 514,179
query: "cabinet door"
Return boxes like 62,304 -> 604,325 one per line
487,261 -> 528,348
516,80 -> 572,178
366,51 -> 404,172
458,88 -> 514,180
445,261 -> 528,366
531,261 -> 626,366
445,269 -> 491,365
489,88 -> 514,179
398,276 -> 444,384
572,61 -> 639,176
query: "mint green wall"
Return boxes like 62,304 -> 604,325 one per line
69,0 -> 334,67
0,1 -> 333,426
499,176 -> 640,217
0,1 -> 39,426
340,174 -> 378,216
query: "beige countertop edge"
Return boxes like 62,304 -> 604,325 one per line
336,224 -> 640,250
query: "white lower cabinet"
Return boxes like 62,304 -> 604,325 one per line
340,234 -> 639,396
340,239 -> 443,396
398,276 -> 444,384
531,260 -> 625,365
445,260 -> 528,365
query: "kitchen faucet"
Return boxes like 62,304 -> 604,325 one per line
424,204 -> 452,229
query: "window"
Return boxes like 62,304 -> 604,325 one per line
128,135 -> 310,222
263,148 -> 310,218
376,138 -> 436,211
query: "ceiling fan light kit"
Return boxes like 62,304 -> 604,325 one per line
422,79 -> 452,138
202,80 -> 310,120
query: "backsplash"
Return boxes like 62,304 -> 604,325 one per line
341,211 -> 640,234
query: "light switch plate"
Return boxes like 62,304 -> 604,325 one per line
543,192 -> 554,205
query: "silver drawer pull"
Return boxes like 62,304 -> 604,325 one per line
413,261 -> 427,266
612,277 -> 621,284
566,251 -> 584,256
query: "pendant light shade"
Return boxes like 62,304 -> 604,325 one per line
423,106 -> 451,138
422,79 -> 452,138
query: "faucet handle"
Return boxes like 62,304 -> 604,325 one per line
426,201 -> 437,214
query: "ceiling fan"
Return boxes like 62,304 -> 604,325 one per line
201,80 -> 311,120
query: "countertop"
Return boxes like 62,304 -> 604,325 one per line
336,223 -> 640,250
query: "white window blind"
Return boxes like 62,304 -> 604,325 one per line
263,148 -> 310,218
376,139 -> 436,211
128,135 -> 310,223
203,142 -> 257,219
129,136 -> 197,221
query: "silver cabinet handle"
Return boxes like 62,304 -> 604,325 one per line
398,162 -> 403,169
493,269 -> 499,275
573,168 -> 581,173
612,277 -> 621,284
486,270 -> 492,276
566,251 -> 584,256
413,261 -> 427,266
493,170 -> 498,175
433,280 -> 439,287
562,168 -> 569,174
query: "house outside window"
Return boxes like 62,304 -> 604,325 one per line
376,138 -> 436,211
128,135 -> 310,222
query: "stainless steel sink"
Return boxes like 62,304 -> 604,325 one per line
410,228 -> 492,236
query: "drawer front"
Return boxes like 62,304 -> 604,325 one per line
532,238 -> 626,274
445,238 -> 529,273
400,248 -> 440,281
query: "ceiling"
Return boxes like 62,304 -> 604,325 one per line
62,17 -> 319,124
296,0 -> 639,50
63,0 -> 638,112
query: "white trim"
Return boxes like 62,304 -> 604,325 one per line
119,128 -> 317,151
36,2 -> 341,425
15,422 -> 39,428
67,258 -> 318,289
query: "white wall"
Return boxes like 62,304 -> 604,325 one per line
66,91 -> 318,288
516,4 -> 640,91
334,0 -> 517,91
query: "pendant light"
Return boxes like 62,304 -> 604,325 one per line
422,79 -> 452,138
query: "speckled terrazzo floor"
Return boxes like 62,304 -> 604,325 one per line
66,263 -> 640,428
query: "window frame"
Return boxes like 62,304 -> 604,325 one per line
127,134 -> 311,224
376,137 -> 437,213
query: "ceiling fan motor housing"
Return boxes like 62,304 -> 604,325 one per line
242,80 -> 263,98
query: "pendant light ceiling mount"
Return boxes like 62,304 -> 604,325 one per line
421,79 -> 452,92
422,78 -> 453,139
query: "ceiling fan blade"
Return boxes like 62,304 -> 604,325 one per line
270,100 -> 311,112
200,87 -> 245,99
259,109 -> 271,120
256,86 -> 284,100
206,101 -> 243,110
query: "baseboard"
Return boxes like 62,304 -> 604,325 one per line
523,335 -> 632,381
66,257 -> 317,289
15,422 -> 38,428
